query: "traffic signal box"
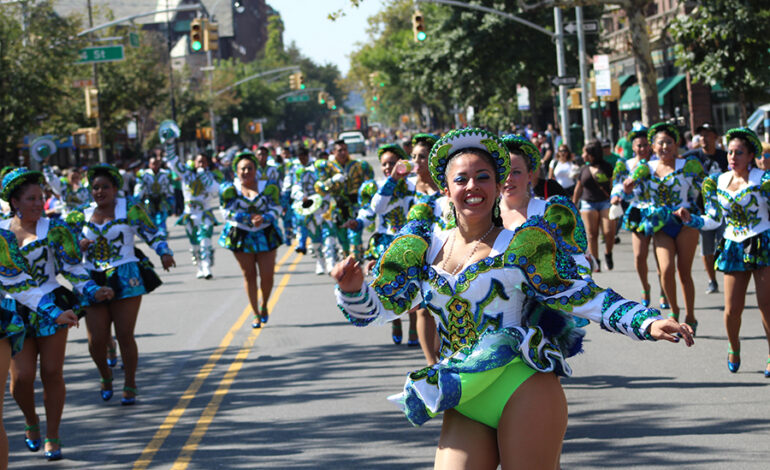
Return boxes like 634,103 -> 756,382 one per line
318,91 -> 328,105
297,73 -> 305,90
412,11 -> 426,42
289,72 -> 306,90
190,18 -> 204,52
85,87 -> 99,118
74,128 -> 100,149
204,21 -> 218,52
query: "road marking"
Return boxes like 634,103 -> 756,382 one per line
170,251 -> 304,469
133,246 -> 298,470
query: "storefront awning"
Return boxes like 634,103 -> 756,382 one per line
618,75 -> 685,111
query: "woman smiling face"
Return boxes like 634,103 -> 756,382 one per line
652,131 -> 677,161
444,150 -> 500,224
502,152 -> 531,205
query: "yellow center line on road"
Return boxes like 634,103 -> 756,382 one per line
169,252 -> 305,470
133,246 -> 299,470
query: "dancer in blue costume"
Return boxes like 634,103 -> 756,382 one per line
69,164 -> 174,407
675,128 -> 770,376
610,126 -> 668,308
333,128 -> 693,469
621,122 -> 705,332
0,168 -> 111,461
134,156 -> 175,236
285,147 -> 313,254
41,164 -> 91,216
219,151 -> 282,328
160,121 -> 220,279
331,140 -> 374,259
346,144 -> 419,347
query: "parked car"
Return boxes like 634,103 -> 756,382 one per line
338,130 -> 367,156
747,103 -> 770,141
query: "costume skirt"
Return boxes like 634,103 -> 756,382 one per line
0,300 -> 26,355
218,224 -> 282,253
6,286 -> 82,337
88,250 -> 162,302
715,230 -> 770,272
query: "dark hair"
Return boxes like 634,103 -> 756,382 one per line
508,148 -> 533,172
298,146 -> 309,156
583,139 -> 604,166
445,147 -> 503,227
728,135 -> 756,157
91,167 -> 120,187
333,140 -> 347,148
257,146 -> 269,154
8,180 -> 40,213
652,128 -> 678,143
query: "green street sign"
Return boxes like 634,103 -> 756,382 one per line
76,45 -> 125,64
286,94 -> 310,103
129,32 -> 140,48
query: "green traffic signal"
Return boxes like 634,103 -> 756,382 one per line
417,31 -> 427,41
379,82 -> 385,87
300,84 -> 306,90
373,96 -> 378,101
191,40 -> 203,51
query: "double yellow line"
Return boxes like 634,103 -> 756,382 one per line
133,247 -> 304,469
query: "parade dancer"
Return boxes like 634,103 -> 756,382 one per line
219,151 -> 283,328
333,128 -> 693,469
675,128 -> 770,376
41,165 -> 91,216
611,126 -> 668,308
622,122 -> 706,332
285,147 -> 312,254
292,150 -> 343,274
331,140 -> 373,259
345,144 -> 418,346
133,156 -> 175,236
160,121 -> 220,279
0,168 -> 111,461
68,164 -> 174,407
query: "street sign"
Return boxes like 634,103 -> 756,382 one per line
76,45 -> 125,64
564,20 -> 599,35
516,85 -> 530,111
286,94 -> 309,103
72,78 -> 94,88
551,76 -> 578,87
129,32 -> 140,48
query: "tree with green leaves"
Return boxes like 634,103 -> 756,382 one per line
0,2 -> 86,161
671,0 -> 770,123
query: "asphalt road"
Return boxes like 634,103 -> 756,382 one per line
6,176 -> 770,469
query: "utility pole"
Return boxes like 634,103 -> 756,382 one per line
206,49 -> 216,153
576,6 -> 592,143
554,7 -> 570,150
166,0 -> 177,121
87,0 -> 106,163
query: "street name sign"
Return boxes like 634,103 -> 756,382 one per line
76,45 -> 125,64
72,78 -> 94,88
564,20 -> 599,35
286,94 -> 310,103
551,76 -> 578,87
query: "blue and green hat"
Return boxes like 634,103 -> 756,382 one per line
1,167 -> 44,201
648,122 -> 680,144
232,149 -> 259,172
725,127 -> 762,156
377,143 -> 408,160
501,134 -> 542,172
87,163 -> 123,188
627,124 -> 648,142
428,128 -> 510,191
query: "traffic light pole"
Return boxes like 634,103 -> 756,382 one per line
554,7 -> 570,150
87,0 -> 106,163
206,49 -> 216,153
576,6 -> 592,144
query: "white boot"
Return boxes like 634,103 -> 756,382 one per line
325,255 -> 336,275
200,258 -> 212,279
196,264 -> 205,279
315,258 -> 325,275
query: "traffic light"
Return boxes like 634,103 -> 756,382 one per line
412,10 -> 426,42
327,98 -> 336,110
204,21 -> 219,51
289,73 -> 299,90
85,87 -> 99,118
297,72 -> 305,90
568,88 -> 582,110
368,72 -> 377,88
190,18 -> 204,52
318,91 -> 328,105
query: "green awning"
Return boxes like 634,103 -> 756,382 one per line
618,75 -> 685,111
618,74 -> 634,86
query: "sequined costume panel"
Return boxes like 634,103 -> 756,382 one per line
336,218 -> 663,425
134,169 -> 175,214
218,180 -> 284,253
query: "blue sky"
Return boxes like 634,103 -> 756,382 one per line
269,0 -> 386,76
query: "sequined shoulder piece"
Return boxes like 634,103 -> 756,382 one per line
0,229 -> 28,277
702,175 -> 717,199
220,182 -> 237,204
261,182 -> 280,203
407,202 -> 434,223
612,158 -> 628,181
126,199 -> 156,229
503,217 -> 575,296
370,220 -> 431,312
359,179 -> 378,206
47,219 -> 82,264
682,156 -> 705,177
631,160 -> 651,181
64,210 -> 85,226
543,196 -> 588,254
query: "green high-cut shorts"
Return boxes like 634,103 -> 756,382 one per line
454,357 -> 536,429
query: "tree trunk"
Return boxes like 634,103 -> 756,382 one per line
626,2 -> 659,125
738,91 -> 747,126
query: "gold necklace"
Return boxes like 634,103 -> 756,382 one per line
442,224 -> 496,276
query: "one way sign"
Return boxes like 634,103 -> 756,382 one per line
551,76 -> 578,87
564,20 -> 599,35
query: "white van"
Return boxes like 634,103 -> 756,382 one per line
747,104 -> 770,140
